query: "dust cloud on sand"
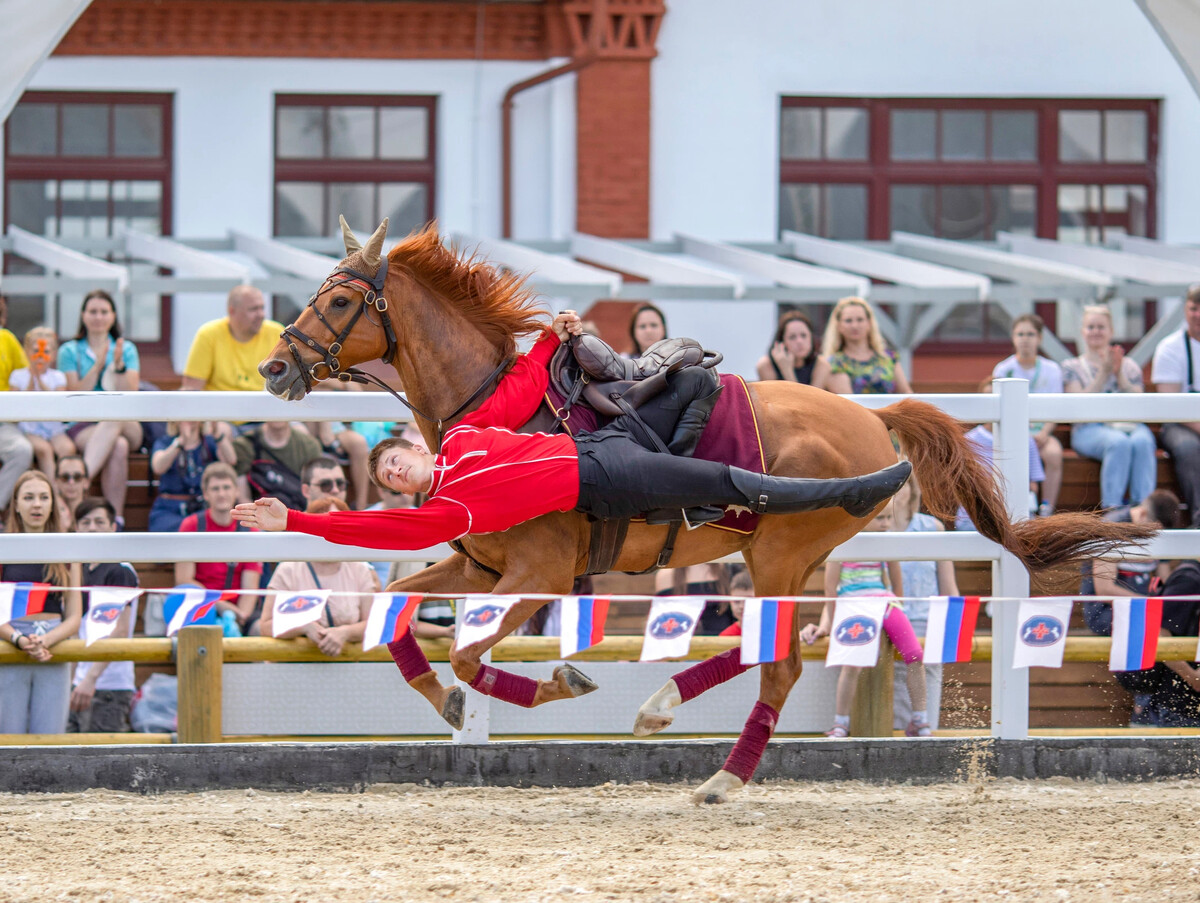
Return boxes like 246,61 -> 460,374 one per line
2,778 -> 1197,902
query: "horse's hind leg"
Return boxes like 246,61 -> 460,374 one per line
386,553 -> 499,728
693,543 -> 825,804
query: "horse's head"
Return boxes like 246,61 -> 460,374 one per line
259,216 -> 395,400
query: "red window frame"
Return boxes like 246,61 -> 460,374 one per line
3,90 -> 174,354
272,93 -> 437,235
780,96 -> 1160,344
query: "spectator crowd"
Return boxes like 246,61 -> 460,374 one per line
0,286 -> 1197,734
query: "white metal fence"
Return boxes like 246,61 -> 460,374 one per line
1,379 -> 1197,740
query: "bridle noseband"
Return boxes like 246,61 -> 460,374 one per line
281,256 -> 513,449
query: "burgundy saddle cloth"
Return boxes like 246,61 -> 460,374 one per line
544,372 -> 767,534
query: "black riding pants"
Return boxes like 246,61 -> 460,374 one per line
623,366 -> 715,448
574,430 -> 740,520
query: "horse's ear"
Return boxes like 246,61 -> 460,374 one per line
339,215 -> 362,256
361,218 -> 389,272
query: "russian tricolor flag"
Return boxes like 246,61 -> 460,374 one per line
1109,597 -> 1163,672
739,598 -> 795,665
165,589 -> 224,636
922,596 -> 982,664
363,593 -> 423,651
0,582 -> 52,624
559,596 -> 610,658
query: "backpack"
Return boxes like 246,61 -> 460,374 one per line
244,431 -> 306,510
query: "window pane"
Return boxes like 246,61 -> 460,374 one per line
990,185 -> 1037,237
1104,110 -> 1147,163
890,110 -> 936,160
779,183 -> 820,234
890,184 -> 936,235
823,184 -> 867,239
277,106 -> 324,159
990,111 -> 1038,161
327,183 -> 375,234
780,107 -> 821,160
126,262 -> 163,342
61,104 -> 109,156
941,110 -> 985,161
58,180 -> 111,238
7,181 -> 57,234
1057,184 -> 1101,243
1059,110 -> 1101,162
113,104 -> 163,157
379,107 -> 429,160
824,108 -> 868,160
8,103 -> 57,155
380,183 -> 429,235
275,182 -> 324,236
939,185 -> 988,240
328,107 -> 375,159
1105,184 -> 1148,237
112,180 -> 162,235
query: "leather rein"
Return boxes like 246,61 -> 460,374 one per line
281,257 -> 514,449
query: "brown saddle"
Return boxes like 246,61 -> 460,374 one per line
549,335 -> 722,419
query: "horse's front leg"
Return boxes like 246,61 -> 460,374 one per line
384,553 -> 499,728
447,547 -> 591,708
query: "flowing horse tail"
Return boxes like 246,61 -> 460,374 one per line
874,399 -> 1158,590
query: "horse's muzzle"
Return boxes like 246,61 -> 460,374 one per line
259,357 -> 307,401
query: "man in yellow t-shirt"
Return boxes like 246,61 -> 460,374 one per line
182,286 -> 285,392
0,320 -> 35,508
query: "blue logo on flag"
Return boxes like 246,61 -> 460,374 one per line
464,604 -> 506,627
1020,616 -> 1064,647
649,612 -> 694,639
89,603 -> 124,624
278,594 -> 325,614
834,616 -> 877,646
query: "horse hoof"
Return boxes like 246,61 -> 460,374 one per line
441,686 -> 465,731
632,709 -> 675,737
553,664 -> 599,698
633,680 -> 682,737
691,770 -> 745,805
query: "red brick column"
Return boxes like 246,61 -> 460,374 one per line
575,58 -> 652,238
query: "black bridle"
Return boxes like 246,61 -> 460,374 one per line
281,257 -> 514,449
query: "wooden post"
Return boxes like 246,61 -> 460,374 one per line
850,635 -> 895,738
176,626 -> 223,743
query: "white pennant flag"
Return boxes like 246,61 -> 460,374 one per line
1011,598 -> 1073,669
270,590 -> 331,637
640,596 -> 706,662
82,587 -> 140,646
454,595 -> 523,651
825,597 -> 889,668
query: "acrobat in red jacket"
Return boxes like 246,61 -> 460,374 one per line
285,331 -> 578,550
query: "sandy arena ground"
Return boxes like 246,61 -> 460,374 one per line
2,778 -> 1198,902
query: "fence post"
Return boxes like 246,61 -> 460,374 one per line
452,606 -> 491,744
851,634 -> 895,737
177,625 -> 224,743
991,379 -> 1031,740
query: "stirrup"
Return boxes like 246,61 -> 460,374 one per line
643,506 -> 724,527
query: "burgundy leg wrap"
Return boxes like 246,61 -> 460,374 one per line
723,701 -> 779,784
387,629 -> 432,682
469,664 -> 539,708
673,648 -> 750,703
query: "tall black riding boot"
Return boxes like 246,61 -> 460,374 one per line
728,460 -> 912,518
667,383 -> 724,457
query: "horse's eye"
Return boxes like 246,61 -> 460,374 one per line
332,296 -> 350,309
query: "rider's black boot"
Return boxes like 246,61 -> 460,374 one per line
666,382 -> 724,458
728,460 -> 912,518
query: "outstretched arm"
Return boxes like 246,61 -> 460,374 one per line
233,497 -> 471,551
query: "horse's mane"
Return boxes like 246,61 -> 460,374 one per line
387,225 -> 548,359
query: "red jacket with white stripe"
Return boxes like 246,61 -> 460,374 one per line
285,331 -> 579,550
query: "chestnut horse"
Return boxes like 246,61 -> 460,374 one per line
259,219 -> 1152,803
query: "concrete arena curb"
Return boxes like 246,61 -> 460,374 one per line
3,738 -> 1200,794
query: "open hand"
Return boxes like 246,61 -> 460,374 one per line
770,341 -> 795,372
232,497 -> 288,531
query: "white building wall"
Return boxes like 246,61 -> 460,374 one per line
651,0 -> 1200,244
24,56 -> 576,368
